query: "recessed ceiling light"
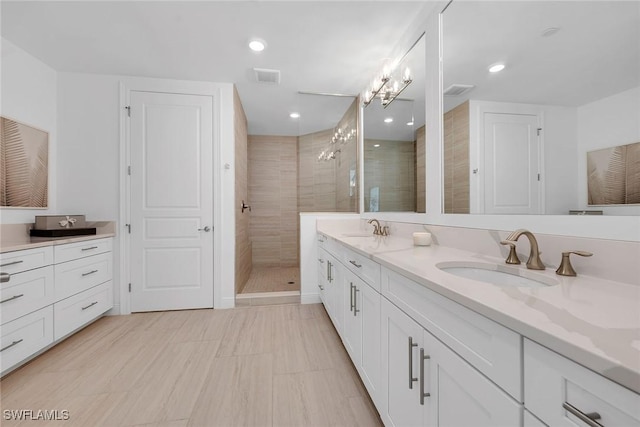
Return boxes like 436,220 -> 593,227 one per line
249,39 -> 266,52
384,117 -> 393,123
407,121 -> 414,126
289,112 -> 300,119
489,63 -> 505,73
374,144 -> 381,148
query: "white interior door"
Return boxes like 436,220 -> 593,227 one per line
483,112 -> 541,214
129,91 -> 214,312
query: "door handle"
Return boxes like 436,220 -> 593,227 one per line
0,272 -> 10,283
198,226 -> 212,232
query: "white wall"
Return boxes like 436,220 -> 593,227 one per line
577,86 -> 640,215
1,38 -> 57,223
56,73 -> 237,311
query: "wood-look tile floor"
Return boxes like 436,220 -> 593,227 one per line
240,267 -> 300,294
0,304 -> 382,427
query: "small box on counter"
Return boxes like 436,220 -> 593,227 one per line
34,215 -> 86,230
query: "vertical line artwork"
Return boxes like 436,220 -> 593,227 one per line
0,116 -> 49,208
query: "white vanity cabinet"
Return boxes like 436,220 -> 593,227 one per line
524,339 -> 640,426
1,237 -> 113,376
380,297 -> 522,427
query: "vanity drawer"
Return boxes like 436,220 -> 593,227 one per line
0,246 -> 53,275
1,305 -> 54,375
341,246 -> 380,291
1,266 -> 54,325
381,266 -> 522,401
54,281 -> 113,340
54,252 -> 112,300
54,238 -> 112,264
524,339 -> 640,426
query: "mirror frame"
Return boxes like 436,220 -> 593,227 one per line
359,0 -> 640,242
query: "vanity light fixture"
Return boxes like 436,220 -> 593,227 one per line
289,112 -> 300,119
363,65 -> 412,109
384,117 -> 393,123
249,38 -> 266,52
489,63 -> 505,73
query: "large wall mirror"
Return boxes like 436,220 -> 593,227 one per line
442,1 -> 640,216
363,34 -> 426,212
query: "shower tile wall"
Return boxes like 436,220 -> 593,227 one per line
416,125 -> 426,213
234,87 -> 252,292
248,135 -> 299,267
443,100 -> 470,213
364,139 -> 416,211
298,129 -> 337,212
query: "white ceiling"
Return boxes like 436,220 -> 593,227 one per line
443,1 -> 640,112
1,1 -> 431,136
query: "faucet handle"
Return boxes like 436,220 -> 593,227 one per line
500,241 -> 521,265
381,226 -> 390,236
556,251 -> 593,277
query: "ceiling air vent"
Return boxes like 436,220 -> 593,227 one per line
443,84 -> 475,96
254,68 -> 281,84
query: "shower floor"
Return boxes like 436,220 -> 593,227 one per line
240,266 -> 300,294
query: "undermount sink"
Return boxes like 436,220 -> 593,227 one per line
341,232 -> 373,238
437,261 -> 558,288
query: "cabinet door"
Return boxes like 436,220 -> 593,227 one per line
325,254 -> 343,334
381,298 -> 426,426
317,248 -> 329,304
428,331 -> 522,427
342,269 -> 362,365
360,280 -> 381,408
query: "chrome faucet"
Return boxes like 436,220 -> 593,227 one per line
500,229 -> 545,270
368,219 -> 381,235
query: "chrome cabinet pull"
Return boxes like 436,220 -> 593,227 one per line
318,284 -> 324,291
318,258 -> 325,264
1,294 -> 24,304
353,287 -> 360,316
327,261 -> 332,283
81,246 -> 98,251
81,301 -> 98,311
350,282 -> 355,312
1,272 -> 10,283
1,339 -> 24,352
0,260 -> 24,268
420,348 -> 431,405
349,260 -> 362,268
82,270 -> 98,277
563,402 -> 603,427
408,337 -> 418,389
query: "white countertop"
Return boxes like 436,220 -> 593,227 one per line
318,226 -> 640,394
0,222 -> 116,254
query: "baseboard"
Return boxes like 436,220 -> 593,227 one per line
301,294 -> 321,304
216,296 -> 236,309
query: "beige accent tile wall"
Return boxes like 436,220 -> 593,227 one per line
298,129 -> 337,212
249,135 -> 299,267
416,125 -> 426,213
364,139 -> 416,212
234,87 -> 252,293
335,99 -> 359,212
443,101 -> 470,213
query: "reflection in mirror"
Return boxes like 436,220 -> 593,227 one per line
363,34 -> 426,212
297,94 -> 359,213
442,1 -> 640,215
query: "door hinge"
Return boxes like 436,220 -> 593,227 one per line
128,283 -> 131,293
125,105 -> 131,117
125,223 -> 131,234
127,165 -> 131,175
537,128 -> 542,136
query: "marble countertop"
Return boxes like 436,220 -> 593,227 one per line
317,225 -> 640,394
1,222 -> 116,253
